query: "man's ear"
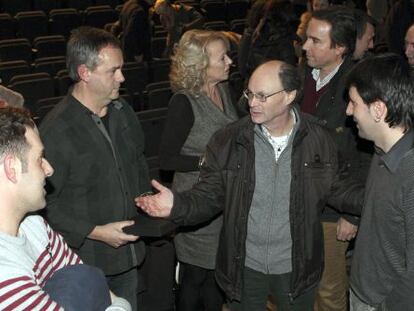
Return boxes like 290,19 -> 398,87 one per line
285,90 -> 297,106
77,64 -> 91,82
335,44 -> 346,57
372,100 -> 387,121
3,154 -> 18,183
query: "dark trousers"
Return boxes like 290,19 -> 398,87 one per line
107,267 -> 138,311
138,239 -> 176,311
177,262 -> 224,311
229,267 -> 315,311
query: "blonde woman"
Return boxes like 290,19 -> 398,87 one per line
159,29 -> 239,311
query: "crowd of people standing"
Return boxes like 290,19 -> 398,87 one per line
1,0 -> 414,310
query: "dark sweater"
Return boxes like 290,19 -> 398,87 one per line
159,93 -> 199,172
301,74 -> 329,115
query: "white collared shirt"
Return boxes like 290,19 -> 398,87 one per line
311,61 -> 343,91
261,111 -> 297,162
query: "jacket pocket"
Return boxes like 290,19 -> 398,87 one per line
302,160 -> 336,202
303,161 -> 334,179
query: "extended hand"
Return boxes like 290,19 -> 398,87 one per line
135,180 -> 174,218
88,220 -> 139,248
336,217 -> 358,241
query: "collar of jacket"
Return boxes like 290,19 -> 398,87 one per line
234,106 -> 309,149
303,55 -> 354,85
62,95 -> 129,138
66,94 -> 125,115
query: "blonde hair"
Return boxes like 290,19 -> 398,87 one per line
169,29 -> 230,96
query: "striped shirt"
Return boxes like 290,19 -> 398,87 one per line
0,215 -> 81,311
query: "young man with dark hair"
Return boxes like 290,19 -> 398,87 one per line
346,53 -> 414,311
136,60 -> 363,310
40,27 -> 151,311
301,6 -> 371,311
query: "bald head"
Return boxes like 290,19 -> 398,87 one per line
251,61 -> 283,85
250,60 -> 301,101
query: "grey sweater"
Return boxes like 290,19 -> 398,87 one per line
245,113 -> 300,274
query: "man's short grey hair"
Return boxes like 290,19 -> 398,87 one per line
66,26 -> 121,82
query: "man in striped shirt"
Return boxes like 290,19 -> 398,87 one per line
0,107 -> 129,310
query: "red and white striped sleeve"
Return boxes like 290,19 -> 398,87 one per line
44,219 -> 82,271
0,217 -> 84,310
0,275 -> 63,311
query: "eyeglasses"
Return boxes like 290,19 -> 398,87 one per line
243,88 -> 286,103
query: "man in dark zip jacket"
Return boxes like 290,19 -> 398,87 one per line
137,60 -> 363,310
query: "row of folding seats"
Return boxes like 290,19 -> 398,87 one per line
0,6 -> 119,41
0,36 -> 66,65
0,57 -> 66,85
3,0 -> 250,22
7,71 -> 71,112
122,60 -> 172,111
136,107 -> 168,179
0,0 -> 125,15
196,0 -> 250,23
0,56 -> 170,90
0,32 -> 170,66
203,19 -> 246,34
2,0 -> 250,42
